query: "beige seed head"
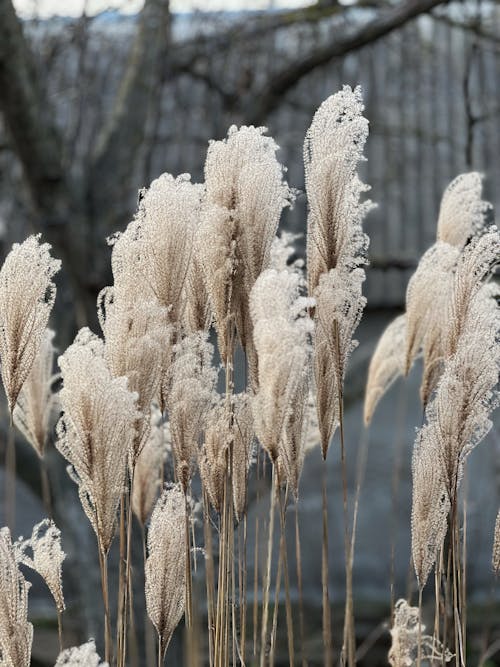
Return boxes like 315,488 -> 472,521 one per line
13,328 -> 59,458
145,484 -> 186,660
199,125 -> 292,378
15,518 -> 65,614
364,314 -> 407,425
436,172 -> 491,248
0,235 -> 61,416
167,332 -> 217,493
388,599 -> 452,666
251,269 -> 313,484
404,241 -> 459,375
55,639 -> 108,666
0,528 -> 33,667
132,407 -> 170,526
56,328 -> 139,555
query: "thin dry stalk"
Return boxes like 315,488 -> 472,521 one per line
202,490 -> 215,667
277,482 -> 295,667
294,504 -> 306,667
260,467 -> 277,667
321,460 -> 332,667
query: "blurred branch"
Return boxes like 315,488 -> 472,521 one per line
433,12 -> 500,46
245,0 -> 448,123
0,0 -> 96,324
0,0 -> 68,225
89,0 -> 171,232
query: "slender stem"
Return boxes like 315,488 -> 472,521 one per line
253,447 -> 262,656
417,587 -> 423,667
269,529 -> 283,667
158,638 -> 163,667
184,490 -> 193,629
57,608 -> 63,652
40,457 -> 52,518
123,469 -> 136,667
98,545 -> 112,664
260,465 -> 277,667
142,523 -> 156,667
116,489 -> 127,667
294,503 -> 306,667
239,515 -> 248,663
277,483 -> 294,666
203,491 -> 215,667
5,422 -> 15,531
321,459 -> 332,667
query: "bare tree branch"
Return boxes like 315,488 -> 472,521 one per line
89,0 -> 171,232
0,0 -> 69,225
245,0 -> 449,124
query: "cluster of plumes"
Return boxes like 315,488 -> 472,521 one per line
54,640 -> 108,666
0,235 -> 61,416
0,528 -> 33,667
388,599 -> 452,667
98,289 -> 169,459
251,269 -> 313,495
199,125 -> 293,384
364,172 -> 492,423
304,85 -> 373,457
13,328 -> 59,458
56,328 -> 139,555
166,332 -> 217,494
105,173 -> 206,412
14,519 -> 66,614
199,393 -> 254,519
145,484 -> 186,661
411,229 -> 500,588
132,407 -> 170,526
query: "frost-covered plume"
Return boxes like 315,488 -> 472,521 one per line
167,332 -> 217,493
231,393 -> 254,520
304,85 -> 373,457
200,393 -> 253,518
436,172 -> 491,248
315,266 -> 366,456
135,173 -> 203,324
445,228 -> 500,358
388,599 -> 451,667
305,86 -> 371,295
145,484 -> 186,661
0,528 -> 32,667
0,235 -> 61,415
54,639 -> 108,666
199,397 -> 231,515
270,232 -> 305,273
363,314 -> 407,425
404,242 -> 459,375
15,519 -> 65,614
199,125 -> 293,381
98,289 -> 170,458
56,328 -> 139,555
251,269 -> 313,493
132,407 -> 170,526
407,175 -> 492,401
13,328 -> 59,458
411,433 -> 450,588
411,236 -> 499,587
184,211 -> 212,333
